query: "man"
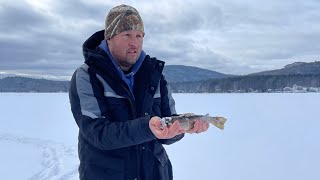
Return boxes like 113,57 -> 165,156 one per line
69,4 -> 209,180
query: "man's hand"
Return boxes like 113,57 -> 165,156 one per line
149,116 -> 185,139
186,120 -> 209,134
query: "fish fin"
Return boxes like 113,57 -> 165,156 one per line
180,113 -> 195,117
208,116 -> 227,130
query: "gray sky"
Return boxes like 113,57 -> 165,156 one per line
1,0 -> 320,80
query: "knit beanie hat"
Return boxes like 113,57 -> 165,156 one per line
105,4 -> 144,39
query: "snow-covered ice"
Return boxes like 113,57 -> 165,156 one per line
0,93 -> 319,180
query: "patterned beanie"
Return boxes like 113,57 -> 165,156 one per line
105,4 -> 144,39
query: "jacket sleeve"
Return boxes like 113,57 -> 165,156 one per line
69,65 -> 156,151
157,74 -> 184,145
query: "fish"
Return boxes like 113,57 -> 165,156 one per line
160,113 -> 227,131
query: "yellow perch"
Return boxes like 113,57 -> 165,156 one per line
160,114 -> 227,130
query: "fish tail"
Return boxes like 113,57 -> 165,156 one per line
205,115 -> 227,130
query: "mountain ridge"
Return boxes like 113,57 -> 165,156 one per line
1,62 -> 320,92
249,61 -> 320,76
163,65 -> 233,82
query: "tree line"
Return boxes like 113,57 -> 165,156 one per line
170,74 -> 320,93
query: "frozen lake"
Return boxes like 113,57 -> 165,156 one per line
0,93 -> 319,180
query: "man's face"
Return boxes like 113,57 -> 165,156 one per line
107,30 -> 144,71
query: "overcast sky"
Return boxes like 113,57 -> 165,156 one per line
1,0 -> 320,80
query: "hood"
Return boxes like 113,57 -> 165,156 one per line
82,30 -> 105,63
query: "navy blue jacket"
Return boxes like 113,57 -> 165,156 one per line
69,30 -> 184,180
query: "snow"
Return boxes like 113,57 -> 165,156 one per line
1,93 -> 320,180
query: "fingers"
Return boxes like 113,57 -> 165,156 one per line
151,125 -> 169,139
197,120 -> 209,133
167,121 -> 185,136
203,121 -> 209,131
164,121 -> 181,138
186,120 -> 199,134
149,117 -> 184,139
197,121 -> 205,133
186,120 -> 209,134
149,116 -> 166,138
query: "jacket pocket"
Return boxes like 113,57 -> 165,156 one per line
155,159 -> 173,180
153,141 -> 169,166
150,147 -> 173,180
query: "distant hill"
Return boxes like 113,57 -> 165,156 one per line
1,62 -> 320,93
170,61 -> 320,93
0,65 -> 232,92
0,73 -> 17,79
249,61 -> 320,76
0,76 -> 69,92
163,65 -> 233,83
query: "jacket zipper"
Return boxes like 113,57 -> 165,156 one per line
118,80 -> 142,179
116,80 -> 136,119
